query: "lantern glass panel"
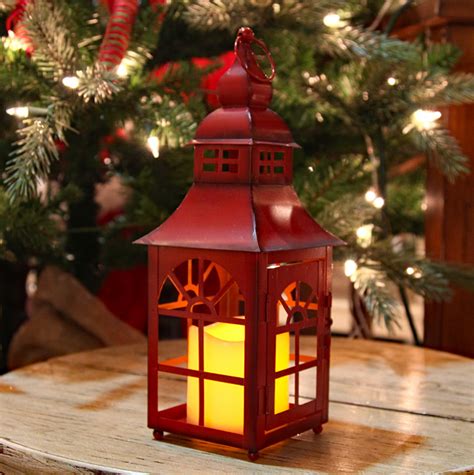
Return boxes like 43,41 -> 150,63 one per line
272,279 -> 318,416
299,366 -> 317,401
157,258 -> 246,435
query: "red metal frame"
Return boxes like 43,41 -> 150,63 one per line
137,27 -> 341,461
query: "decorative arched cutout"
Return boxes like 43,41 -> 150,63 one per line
158,258 -> 245,320
277,280 -> 318,327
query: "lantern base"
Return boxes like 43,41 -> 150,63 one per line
153,429 -> 164,441
247,450 -> 259,462
312,425 -> 323,435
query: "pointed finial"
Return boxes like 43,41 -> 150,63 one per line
217,27 -> 274,109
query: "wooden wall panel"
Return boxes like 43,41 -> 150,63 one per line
394,1 -> 474,357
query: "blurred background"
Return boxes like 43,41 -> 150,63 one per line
0,0 -> 473,373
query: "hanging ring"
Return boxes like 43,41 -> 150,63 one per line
234,27 -> 276,82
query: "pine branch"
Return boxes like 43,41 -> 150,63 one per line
77,65 -> 121,104
4,117 -> 59,201
322,27 -> 418,61
0,187 -> 63,260
150,97 -> 197,149
353,267 -> 400,330
22,0 -> 77,80
424,43 -> 462,73
415,73 -> 474,107
412,128 -> 469,181
184,0 -> 347,31
315,193 -> 377,241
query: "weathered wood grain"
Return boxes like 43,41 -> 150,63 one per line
0,338 -> 473,474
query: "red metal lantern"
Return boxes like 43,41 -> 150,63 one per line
136,27 -> 343,461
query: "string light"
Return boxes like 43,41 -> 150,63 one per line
3,30 -> 27,51
116,54 -> 140,78
147,135 -> 160,158
62,76 -> 80,89
344,259 -> 358,278
25,270 -> 38,297
356,224 -> 373,248
405,266 -> 415,275
373,196 -> 385,209
308,165 -> 314,172
6,106 -> 29,118
364,189 -> 377,203
117,60 -> 129,78
323,13 -> 346,28
387,77 -> 398,86
411,109 -> 442,131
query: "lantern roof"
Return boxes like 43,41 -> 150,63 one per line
135,183 -> 342,251
136,28 -> 343,252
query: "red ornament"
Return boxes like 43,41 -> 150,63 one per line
136,27 -> 343,461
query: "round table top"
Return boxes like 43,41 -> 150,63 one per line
0,338 -> 473,474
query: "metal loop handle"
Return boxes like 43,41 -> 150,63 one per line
234,27 -> 276,82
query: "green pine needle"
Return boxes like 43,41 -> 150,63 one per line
412,128 -> 470,181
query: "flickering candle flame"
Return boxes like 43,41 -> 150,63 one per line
187,320 -> 289,433
62,76 -> 80,89
6,106 -> 29,118
147,135 -> 160,158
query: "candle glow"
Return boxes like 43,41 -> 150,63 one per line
188,321 -> 289,433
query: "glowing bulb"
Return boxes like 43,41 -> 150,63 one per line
373,196 -> 385,209
117,60 -> 128,78
62,76 -> 80,89
308,165 -> 314,172
344,259 -> 358,277
356,224 -> 373,247
6,106 -> 29,118
406,267 -> 415,275
147,135 -> 160,158
413,271 -> 423,279
323,13 -> 345,28
387,77 -> 398,86
411,109 -> 442,131
365,189 -> 376,203
3,30 -> 27,51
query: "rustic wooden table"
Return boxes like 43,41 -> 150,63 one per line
0,338 -> 473,474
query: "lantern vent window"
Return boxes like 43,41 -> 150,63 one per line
201,148 -> 240,175
259,150 -> 286,175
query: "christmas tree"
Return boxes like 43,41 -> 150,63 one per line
1,0 -> 473,365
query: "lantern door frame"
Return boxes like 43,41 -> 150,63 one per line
256,247 -> 332,448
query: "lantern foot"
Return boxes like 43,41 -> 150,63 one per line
312,425 -> 323,435
247,450 -> 259,462
153,429 -> 164,441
